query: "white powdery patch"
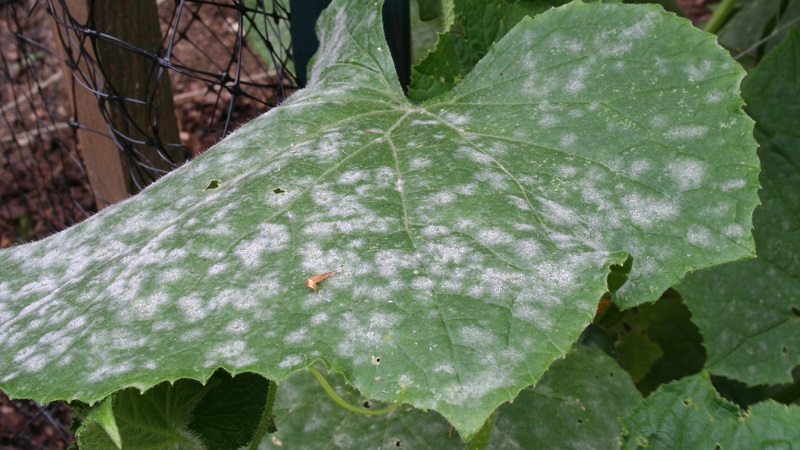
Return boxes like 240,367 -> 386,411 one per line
284,327 -> 310,345
474,169 -> 508,190
420,225 -> 450,237
408,157 -> 432,170
333,311 -> 399,357
706,91 -> 724,104
206,340 -> 256,367
534,261 -> 575,288
622,193 -> 680,227
621,11 -> 656,39
134,291 -> 169,319
515,239 -> 541,261
440,112 -> 470,126
722,224 -> 745,238
458,146 -> 493,164
564,67 -> 587,94
208,262 -> 227,276
538,114 -> 560,128
440,367 -> 508,406
684,60 -> 714,82
476,228 -> 514,246
337,170 -> 370,185
668,158 -> 706,191
87,361 -> 135,383
428,191 -> 456,205
225,319 -> 249,335
513,303 -> 554,330
411,276 -> 434,291
472,268 -> 525,299
458,326 -> 497,347
411,119 -> 440,126
177,294 -> 208,323
233,223 -> 290,267
423,240 -> 472,265
375,249 -> 417,278
507,195 -> 531,211
686,225 -> 712,247
559,133 -> 578,147
721,178 -> 747,192
665,125 -> 709,140
539,198 -> 580,226
310,312 -> 329,326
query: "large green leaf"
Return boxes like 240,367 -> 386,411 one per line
619,372 -> 800,448
0,0 -> 758,439
677,29 -> 800,386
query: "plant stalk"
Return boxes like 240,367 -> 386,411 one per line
703,0 -> 737,34
248,379 -> 278,450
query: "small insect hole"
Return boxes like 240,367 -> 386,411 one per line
363,400 -> 371,409
682,399 -> 692,407
395,440 -> 401,447
781,346 -> 788,354
273,188 -> 285,194
577,418 -> 584,424
622,322 -> 632,333
791,306 -> 800,317
203,179 -> 220,190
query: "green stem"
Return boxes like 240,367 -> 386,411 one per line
703,0 -> 737,34
248,379 -> 278,450
308,366 -> 406,415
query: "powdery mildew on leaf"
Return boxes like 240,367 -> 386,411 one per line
0,0 -> 758,440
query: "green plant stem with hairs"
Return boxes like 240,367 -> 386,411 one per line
308,366 -> 406,415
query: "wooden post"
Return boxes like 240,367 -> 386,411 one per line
51,0 -> 186,209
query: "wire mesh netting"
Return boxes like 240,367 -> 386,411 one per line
1,0 -> 295,447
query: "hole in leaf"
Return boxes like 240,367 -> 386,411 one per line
608,372 -> 615,378
682,399 -> 693,407
577,418 -> 584,424
395,440 -> 401,447
363,400 -> 371,409
791,306 -> 800,317
781,346 -> 788,354
273,187 -> 285,194
607,254 -> 633,293
203,179 -> 220,190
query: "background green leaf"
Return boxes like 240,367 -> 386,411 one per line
0,0 -> 758,440
596,291 -> 706,395
75,369 -> 269,450
620,372 -> 800,449
488,345 -> 641,449
677,29 -> 800,386
408,0 -> 551,103
716,0 -> 800,65
262,345 -> 639,448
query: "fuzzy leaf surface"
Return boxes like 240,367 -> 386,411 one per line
677,29 -> 800,386
0,0 -> 758,439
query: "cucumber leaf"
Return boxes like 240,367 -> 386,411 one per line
0,0 -> 758,439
